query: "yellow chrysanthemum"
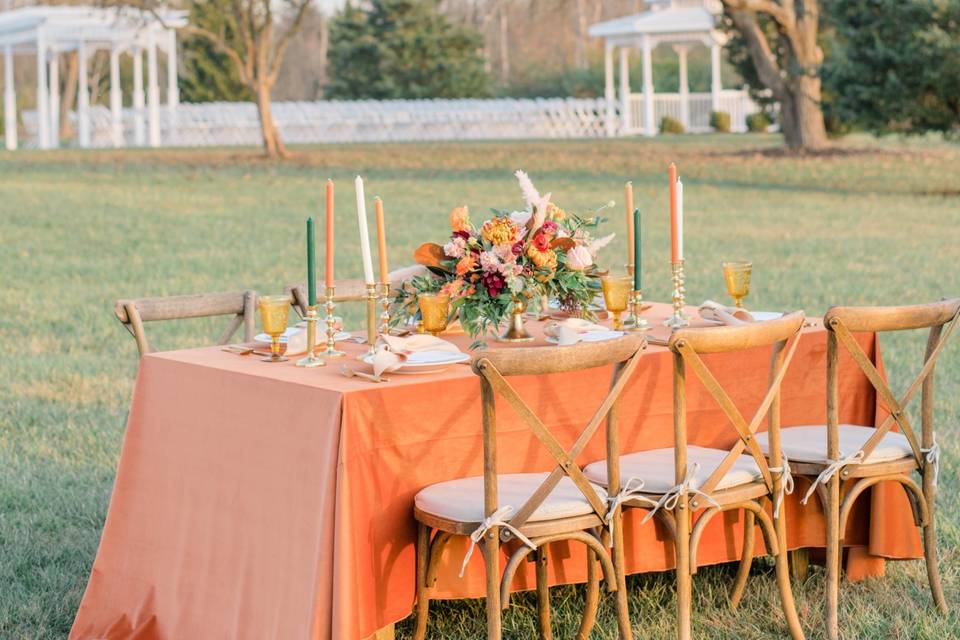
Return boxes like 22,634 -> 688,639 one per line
481,217 -> 521,246
526,244 -> 558,270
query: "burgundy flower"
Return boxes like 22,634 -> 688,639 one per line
541,220 -> 559,236
452,230 -> 472,242
511,242 -> 524,256
482,272 -> 506,297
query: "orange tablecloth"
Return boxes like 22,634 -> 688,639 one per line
71,304 -> 921,640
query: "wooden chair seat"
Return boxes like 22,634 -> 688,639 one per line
757,424 -> 913,466
585,445 -> 763,494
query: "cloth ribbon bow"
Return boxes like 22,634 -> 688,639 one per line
768,455 -> 795,519
639,463 -> 721,525
372,334 -> 461,376
921,436 -> 940,487
801,450 -> 865,505
460,506 -> 536,577
605,477 -> 658,537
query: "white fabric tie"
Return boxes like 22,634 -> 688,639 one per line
921,436 -> 940,487
459,506 -> 536,577
801,450 -> 865,505
639,463 -> 720,525
767,455 -> 795,519
605,476 -> 658,537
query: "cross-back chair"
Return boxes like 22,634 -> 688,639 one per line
584,312 -> 807,640
114,290 -> 257,358
412,335 -> 647,640
757,299 -> 959,640
285,278 -> 368,316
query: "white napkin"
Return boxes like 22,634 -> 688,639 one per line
543,318 -> 610,346
372,334 -> 462,376
699,300 -> 755,326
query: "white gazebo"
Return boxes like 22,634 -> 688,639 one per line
590,0 -> 759,136
0,5 -> 187,150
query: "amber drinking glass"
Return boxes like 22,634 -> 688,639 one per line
418,293 -> 451,336
722,261 -> 753,309
259,295 -> 290,362
601,275 -> 631,330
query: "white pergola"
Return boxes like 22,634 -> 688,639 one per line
0,6 -> 187,150
590,0 -> 729,136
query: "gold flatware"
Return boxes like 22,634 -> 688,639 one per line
340,366 -> 389,383
222,345 -> 254,355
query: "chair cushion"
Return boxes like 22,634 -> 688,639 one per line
415,473 -> 606,524
584,445 -> 763,494
756,424 -> 913,464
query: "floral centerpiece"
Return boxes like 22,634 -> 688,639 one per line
393,171 -> 614,342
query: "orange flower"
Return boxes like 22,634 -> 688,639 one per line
440,279 -> 465,298
546,203 -> 566,221
481,217 -> 521,246
456,254 -> 477,276
526,243 -> 558,270
450,206 -> 470,232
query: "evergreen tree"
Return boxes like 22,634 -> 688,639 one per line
327,0 -> 490,100
179,1 -> 251,103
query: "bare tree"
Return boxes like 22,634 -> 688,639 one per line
573,0 -> 589,69
723,0 -> 829,150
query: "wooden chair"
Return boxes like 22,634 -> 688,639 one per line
114,290 -> 257,357
412,335 -> 647,640
584,312 -> 807,640
756,299 -> 959,640
285,278 -> 368,316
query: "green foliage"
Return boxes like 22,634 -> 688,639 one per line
178,1 -> 252,103
660,116 -> 685,134
823,0 -> 960,137
710,111 -> 731,133
326,0 -> 490,100
746,112 -> 770,133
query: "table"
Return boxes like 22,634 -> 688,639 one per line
70,304 -> 921,640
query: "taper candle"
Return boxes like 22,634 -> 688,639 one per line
374,197 -> 389,284
676,179 -> 684,262
625,181 -> 635,267
633,208 -> 642,291
668,163 -> 679,263
325,179 -> 334,289
306,216 -> 316,306
355,176 -> 375,285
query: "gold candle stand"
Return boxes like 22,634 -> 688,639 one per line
365,283 -> 378,356
321,286 -> 345,357
378,282 -> 391,337
663,260 -> 689,329
625,290 -> 649,330
296,305 -> 326,367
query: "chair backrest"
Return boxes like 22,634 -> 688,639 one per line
823,298 -> 960,465
114,289 -> 258,357
668,312 -> 806,500
286,278 -> 369,316
470,334 -> 647,533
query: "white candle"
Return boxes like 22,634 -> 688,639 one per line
676,178 -> 684,262
355,175 -> 375,285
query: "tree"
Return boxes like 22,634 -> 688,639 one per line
721,0 -> 830,150
171,0 -> 312,157
823,0 -> 960,136
179,1 -> 251,103
326,0 -> 489,100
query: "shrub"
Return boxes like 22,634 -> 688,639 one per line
660,116 -> 685,134
710,111 -> 731,133
746,112 -> 771,133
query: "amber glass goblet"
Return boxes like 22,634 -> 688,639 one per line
259,295 -> 290,362
418,293 -> 451,336
601,275 -> 632,330
722,261 -> 753,309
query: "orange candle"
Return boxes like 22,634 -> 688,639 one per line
625,181 -> 635,268
374,197 -> 389,284
325,179 -> 334,288
668,163 -> 679,263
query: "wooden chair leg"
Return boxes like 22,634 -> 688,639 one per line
825,475 -> 841,640
575,545 -> 600,640
413,523 -> 431,640
675,505 -> 692,640
482,534 -> 502,640
773,510 -> 805,640
535,547 -> 553,640
922,494 -> 948,612
789,549 -> 810,582
729,508 -> 755,609
610,517 -> 634,640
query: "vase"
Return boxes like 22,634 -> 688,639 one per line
498,295 -> 535,342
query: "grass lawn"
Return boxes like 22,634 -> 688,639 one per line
1,134 -> 958,638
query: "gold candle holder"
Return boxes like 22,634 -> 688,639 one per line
378,282 -> 391,337
296,305 -> 325,368
663,260 -> 689,329
625,290 -> 649,331
321,286 -> 345,357
365,283 -> 378,356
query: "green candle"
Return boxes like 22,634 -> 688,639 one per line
633,208 -> 641,291
306,216 -> 316,306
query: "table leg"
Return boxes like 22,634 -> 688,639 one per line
364,623 -> 395,640
789,548 -> 810,582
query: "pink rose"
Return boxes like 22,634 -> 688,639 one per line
566,245 -> 592,271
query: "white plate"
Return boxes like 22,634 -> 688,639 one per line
254,329 -> 352,344
360,350 -> 470,374
752,311 -> 784,322
545,330 -> 624,345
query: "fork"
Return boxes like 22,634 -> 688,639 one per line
340,366 -> 389,383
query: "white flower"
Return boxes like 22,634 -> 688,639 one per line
507,276 -> 525,294
588,233 -> 616,257
515,170 -> 540,208
566,245 -> 593,271
509,210 -> 532,227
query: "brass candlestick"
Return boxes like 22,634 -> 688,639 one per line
365,283 -> 378,356
296,305 -> 325,367
664,260 -> 689,328
625,290 -> 649,331
321,286 -> 345,357
378,282 -> 391,337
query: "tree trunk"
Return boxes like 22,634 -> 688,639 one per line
781,75 -> 828,150
498,6 -> 509,84
59,52 -> 78,139
255,81 -> 286,158
574,0 -> 589,70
